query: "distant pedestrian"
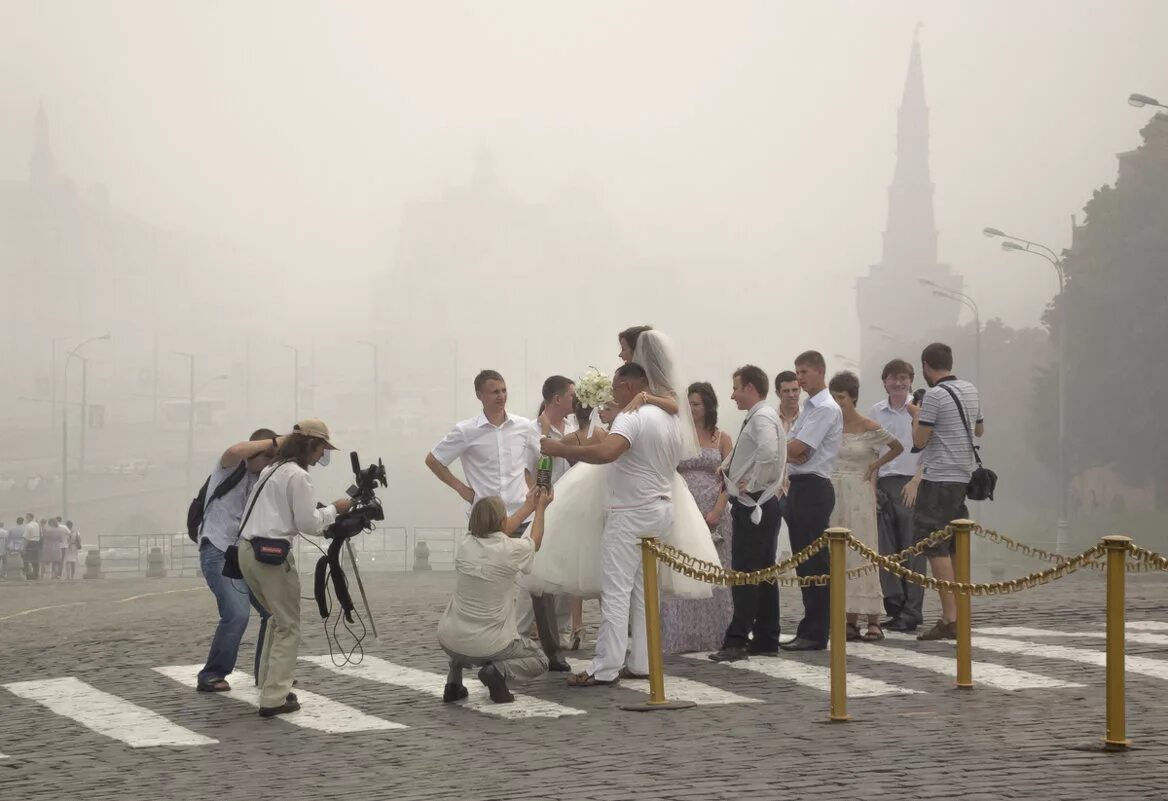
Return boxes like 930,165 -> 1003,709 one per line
64,521 -> 82,580
23,514 -> 41,579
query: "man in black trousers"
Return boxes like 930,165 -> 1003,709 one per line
780,351 -> 843,651
709,365 -> 786,662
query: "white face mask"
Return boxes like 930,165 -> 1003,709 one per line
317,449 -> 331,467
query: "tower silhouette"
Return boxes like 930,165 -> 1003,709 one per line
856,34 -> 962,397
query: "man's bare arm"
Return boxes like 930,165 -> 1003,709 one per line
425,453 -> 474,504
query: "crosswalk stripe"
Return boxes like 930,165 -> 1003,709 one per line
564,658 -> 762,705
838,643 -> 1084,690
2,677 -> 217,747
887,632 -> 1168,681
1127,621 -> 1168,632
300,655 -> 585,719
687,653 -> 921,697
976,626 -> 1168,646
154,665 -> 406,732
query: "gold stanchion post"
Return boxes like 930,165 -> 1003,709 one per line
622,537 -> 695,713
1103,535 -> 1132,750
952,519 -> 974,689
826,527 -> 850,722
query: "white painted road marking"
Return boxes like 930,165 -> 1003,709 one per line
839,643 -> 1084,690
301,655 -> 585,719
689,653 -> 921,697
2,677 -> 216,747
564,658 -> 762,706
1127,621 -> 1168,632
976,625 -> 1168,646
888,631 -> 1168,681
154,665 -> 406,732
0,602 -> 87,622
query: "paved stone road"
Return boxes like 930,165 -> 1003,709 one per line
1,568 -> 1167,800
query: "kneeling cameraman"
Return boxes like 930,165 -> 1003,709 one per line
437,486 -> 553,704
238,419 -> 353,717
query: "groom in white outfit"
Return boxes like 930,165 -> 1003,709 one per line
540,362 -> 681,686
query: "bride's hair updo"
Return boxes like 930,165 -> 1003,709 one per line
468,496 -> 507,537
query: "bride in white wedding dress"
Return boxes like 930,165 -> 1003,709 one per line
526,330 -> 721,600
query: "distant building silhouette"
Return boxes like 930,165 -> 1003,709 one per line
856,35 -> 963,395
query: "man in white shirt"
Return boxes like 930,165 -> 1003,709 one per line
426,370 -> 569,670
870,358 -> 925,632
540,362 -> 682,686
426,370 -> 540,516
774,369 -> 801,559
780,351 -> 843,652
0,522 -> 7,575
710,365 -> 787,662
23,513 -> 40,579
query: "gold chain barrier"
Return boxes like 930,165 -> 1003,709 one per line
633,519 -> 1168,747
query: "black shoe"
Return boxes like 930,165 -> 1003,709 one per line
546,656 -> 572,673
258,699 -> 301,717
442,683 -> 468,703
285,692 -> 298,704
478,663 -> 514,704
779,637 -> 826,652
885,618 -> 918,633
708,647 -> 749,663
746,646 -> 780,657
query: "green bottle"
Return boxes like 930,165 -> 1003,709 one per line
537,455 -> 553,489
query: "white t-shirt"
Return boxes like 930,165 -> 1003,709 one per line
607,406 -> 681,510
528,415 -> 579,486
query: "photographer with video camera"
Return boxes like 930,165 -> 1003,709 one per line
238,418 -> 354,718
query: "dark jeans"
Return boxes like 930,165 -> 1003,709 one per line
787,475 -> 835,645
877,475 -> 925,626
722,496 -> 782,650
198,539 -> 270,685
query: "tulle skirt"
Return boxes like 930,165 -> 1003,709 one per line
525,462 -> 719,600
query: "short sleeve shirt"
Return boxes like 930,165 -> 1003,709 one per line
918,377 -> 982,483
200,460 -> 260,552
607,406 -> 681,509
432,414 -> 540,516
788,389 -> 844,479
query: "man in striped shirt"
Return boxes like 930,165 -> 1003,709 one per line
907,342 -> 983,642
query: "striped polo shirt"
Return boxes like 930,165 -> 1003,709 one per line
918,377 -> 982,483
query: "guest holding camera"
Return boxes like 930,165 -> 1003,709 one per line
238,419 -> 353,718
438,486 -> 554,704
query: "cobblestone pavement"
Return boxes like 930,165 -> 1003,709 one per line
1,567 -> 1167,801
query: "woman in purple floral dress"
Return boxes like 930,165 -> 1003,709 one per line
660,382 -> 734,654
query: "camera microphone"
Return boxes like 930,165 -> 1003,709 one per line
350,451 -> 361,474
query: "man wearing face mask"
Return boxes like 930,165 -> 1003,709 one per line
238,419 -> 354,717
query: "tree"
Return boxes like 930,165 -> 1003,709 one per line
1056,113 -> 1168,507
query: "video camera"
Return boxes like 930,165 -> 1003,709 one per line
325,451 -> 387,540
315,451 -> 387,628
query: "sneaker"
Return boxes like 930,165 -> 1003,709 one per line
916,619 -> 957,641
478,663 -> 514,704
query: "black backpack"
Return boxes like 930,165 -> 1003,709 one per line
186,463 -> 247,543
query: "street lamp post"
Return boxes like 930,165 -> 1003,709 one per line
61,333 -> 110,518
359,340 -> 380,434
918,278 -> 982,388
1128,93 -> 1168,111
984,226 -> 1069,553
176,352 -> 196,494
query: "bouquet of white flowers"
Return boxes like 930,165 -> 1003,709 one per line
575,367 -> 613,409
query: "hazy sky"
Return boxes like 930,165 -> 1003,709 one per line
3,0 -> 1165,339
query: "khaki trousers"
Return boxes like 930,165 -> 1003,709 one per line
239,544 -> 301,709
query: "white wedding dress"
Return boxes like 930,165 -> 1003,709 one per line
526,330 -> 719,600
526,461 -> 719,599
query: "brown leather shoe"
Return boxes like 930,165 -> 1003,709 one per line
916,619 -> 957,641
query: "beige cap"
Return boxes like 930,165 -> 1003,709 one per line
290,418 -> 338,450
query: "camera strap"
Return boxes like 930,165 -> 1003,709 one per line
314,536 -> 356,622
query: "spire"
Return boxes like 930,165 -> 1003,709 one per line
30,104 -> 57,186
881,31 -> 937,266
